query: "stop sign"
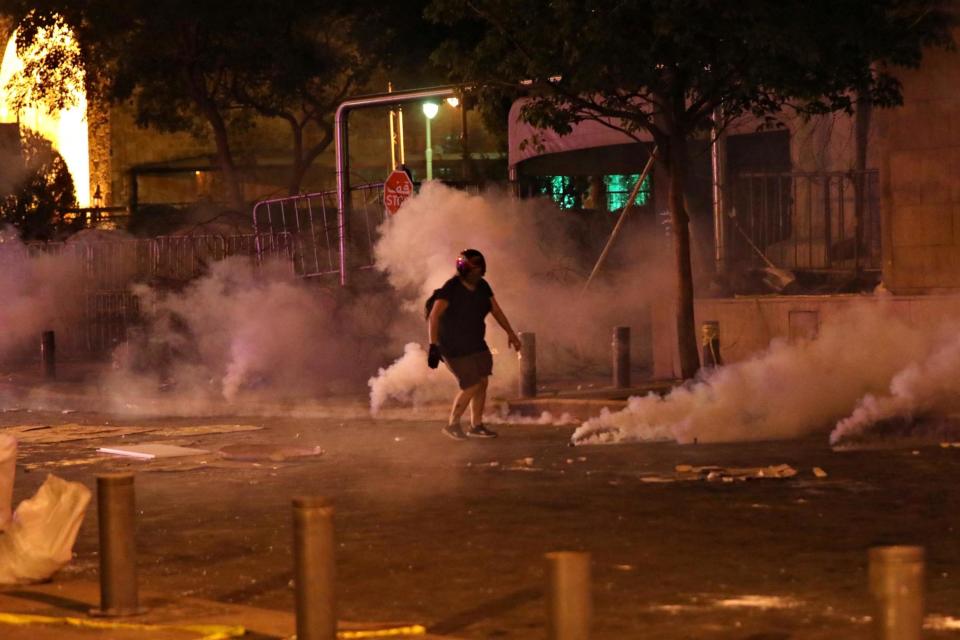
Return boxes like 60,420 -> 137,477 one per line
383,169 -> 415,215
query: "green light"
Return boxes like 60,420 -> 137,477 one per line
538,176 -> 577,209
605,174 -> 650,211
535,173 -> 650,211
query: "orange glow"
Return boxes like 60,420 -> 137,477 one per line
0,23 -> 90,207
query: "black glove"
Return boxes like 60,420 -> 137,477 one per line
427,344 -> 443,369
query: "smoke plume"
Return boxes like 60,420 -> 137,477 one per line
368,182 -> 673,412
0,227 -> 85,361
572,302 -> 946,446
830,323 -> 960,444
105,257 -> 370,414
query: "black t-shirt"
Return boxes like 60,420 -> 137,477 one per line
436,276 -> 494,357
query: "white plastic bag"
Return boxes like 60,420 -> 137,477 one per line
0,434 -> 15,531
0,474 -> 91,584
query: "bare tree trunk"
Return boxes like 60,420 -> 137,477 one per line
667,134 -> 701,379
209,117 -> 245,210
198,98 -> 245,211
286,124 -> 332,196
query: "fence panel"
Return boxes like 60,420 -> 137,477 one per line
1,232 -> 293,359
730,170 -> 880,272
252,184 -> 386,278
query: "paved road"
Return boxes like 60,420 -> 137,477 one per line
3,396 -> 960,639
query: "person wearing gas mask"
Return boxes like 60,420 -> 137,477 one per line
426,249 -> 522,440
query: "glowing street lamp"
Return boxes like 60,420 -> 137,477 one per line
422,101 -> 439,180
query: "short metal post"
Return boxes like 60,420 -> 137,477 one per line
546,551 -> 591,640
93,473 -> 141,616
41,330 -> 56,380
519,332 -> 537,398
869,546 -> 924,640
293,497 -> 336,640
612,326 -> 630,388
700,320 -> 722,368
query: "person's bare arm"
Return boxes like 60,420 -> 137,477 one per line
490,297 -> 521,351
429,298 -> 449,345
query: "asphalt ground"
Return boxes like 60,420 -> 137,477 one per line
1,379 -> 960,639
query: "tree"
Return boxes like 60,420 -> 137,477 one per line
13,1 -> 383,206
428,0 -> 954,379
0,129 -> 76,240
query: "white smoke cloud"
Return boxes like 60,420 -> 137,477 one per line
572,302 -> 939,446
368,182 -> 672,413
105,256 -> 365,413
0,228 -> 86,361
830,323 -> 960,444
369,342 -> 458,413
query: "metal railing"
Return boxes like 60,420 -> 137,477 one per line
252,184 -> 386,279
0,232 -> 291,359
729,170 -> 881,272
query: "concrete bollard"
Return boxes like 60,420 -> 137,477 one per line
612,326 -> 630,389
93,473 -> 141,616
700,321 -> 722,368
293,497 -> 336,640
519,332 -> 537,398
869,546 -> 925,640
546,551 -> 591,640
41,330 -> 56,380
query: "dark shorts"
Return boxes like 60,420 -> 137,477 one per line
445,349 -> 493,390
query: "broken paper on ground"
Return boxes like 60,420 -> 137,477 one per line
4,424 -> 153,444
641,464 -> 799,484
142,424 -> 262,438
97,444 -> 209,460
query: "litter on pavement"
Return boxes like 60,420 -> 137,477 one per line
96,444 -> 210,460
5,424 -> 153,444
0,475 -> 90,585
640,464 -> 802,484
4,423 -> 261,445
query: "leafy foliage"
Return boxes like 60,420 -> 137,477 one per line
428,0 -> 955,144
6,12 -> 85,114
428,0 -> 955,379
0,129 -> 76,241
10,1 -> 400,199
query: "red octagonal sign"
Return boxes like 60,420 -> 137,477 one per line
383,169 -> 415,215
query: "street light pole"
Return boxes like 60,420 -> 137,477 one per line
422,102 -> 439,180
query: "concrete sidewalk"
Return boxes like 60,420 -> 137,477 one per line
0,580 -> 450,639
1,360 -> 681,424
505,379 -> 678,421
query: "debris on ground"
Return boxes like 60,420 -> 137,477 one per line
681,464 -> 798,481
939,442 -> 960,448
639,464 -> 800,484
97,443 -> 210,460
145,424 -> 262,438
5,424 -> 152,444
23,457 -> 101,472
4,423 -> 262,445
640,476 -> 676,484
812,467 -> 829,478
217,444 -> 323,462
505,457 -> 539,472
0,474 -> 91,584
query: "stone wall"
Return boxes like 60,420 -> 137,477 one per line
875,36 -> 960,292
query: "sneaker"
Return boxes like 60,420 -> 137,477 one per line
467,424 -> 498,439
441,423 -> 468,441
